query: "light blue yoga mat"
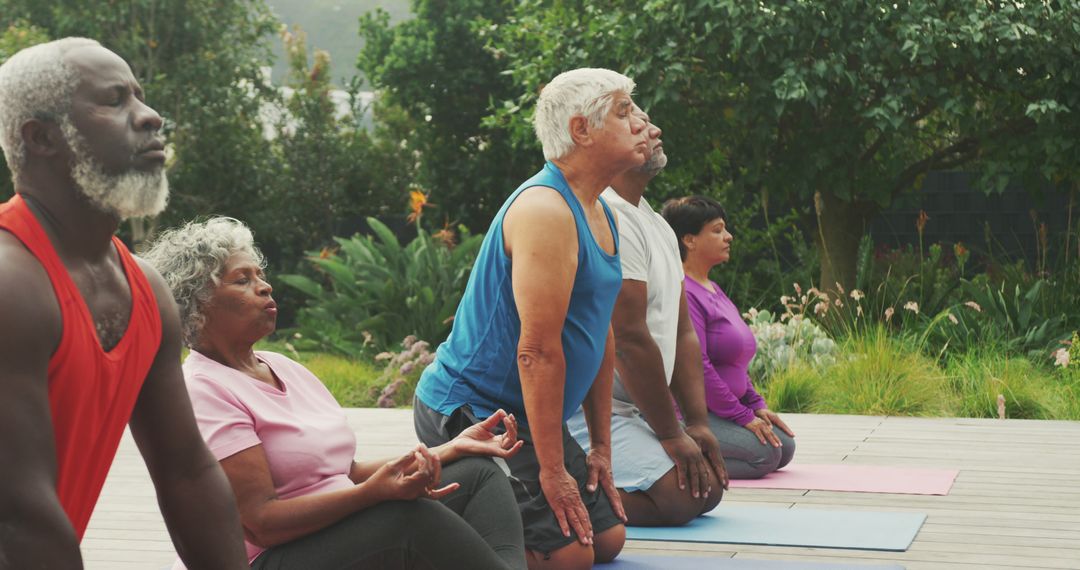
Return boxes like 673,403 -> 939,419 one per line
604,554 -> 905,569
624,505 -> 926,551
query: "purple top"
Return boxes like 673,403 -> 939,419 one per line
684,277 -> 767,425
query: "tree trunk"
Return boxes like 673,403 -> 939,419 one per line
813,191 -> 876,292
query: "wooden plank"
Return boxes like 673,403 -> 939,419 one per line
80,411 -> 1080,568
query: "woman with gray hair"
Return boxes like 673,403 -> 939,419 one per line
144,217 -> 528,570
413,67 -> 648,569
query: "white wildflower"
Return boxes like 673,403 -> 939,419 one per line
964,301 -> 982,312
1054,347 -> 1070,368
903,301 -> 919,314
948,314 -> 959,325
884,307 -> 895,321
850,289 -> 865,301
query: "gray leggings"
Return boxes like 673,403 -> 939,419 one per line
251,457 -> 526,570
708,413 -> 795,480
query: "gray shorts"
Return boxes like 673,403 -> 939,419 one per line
413,397 -> 623,554
567,405 -> 676,493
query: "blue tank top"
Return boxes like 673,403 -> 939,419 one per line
415,162 -> 621,424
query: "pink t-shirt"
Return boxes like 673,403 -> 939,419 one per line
176,349 -> 357,565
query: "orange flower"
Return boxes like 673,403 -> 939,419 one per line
916,210 -> 930,235
407,190 -> 434,223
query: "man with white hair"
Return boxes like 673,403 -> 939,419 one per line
414,67 -> 647,569
0,38 -> 247,567
568,106 -> 728,526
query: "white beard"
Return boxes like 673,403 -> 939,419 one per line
638,147 -> 668,174
61,121 -> 169,220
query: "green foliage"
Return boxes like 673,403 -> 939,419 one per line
745,309 -> 837,383
358,0 -> 532,232
281,218 -> 482,355
761,363 -> 819,414
944,349 -> 1063,420
944,278 -> 1070,358
369,335 -> 434,408
488,1 -> 1080,289
817,327 -> 944,416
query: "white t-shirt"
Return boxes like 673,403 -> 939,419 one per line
603,188 -> 684,394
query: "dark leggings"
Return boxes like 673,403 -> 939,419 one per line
251,457 -> 526,570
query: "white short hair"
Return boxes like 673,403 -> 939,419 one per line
533,68 -> 636,161
0,37 -> 100,179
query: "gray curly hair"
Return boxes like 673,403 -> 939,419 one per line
0,37 -> 100,178
142,217 -> 266,347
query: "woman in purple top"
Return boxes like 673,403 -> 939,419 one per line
661,197 -> 795,479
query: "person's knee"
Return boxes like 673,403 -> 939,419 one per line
450,456 -> 503,487
776,433 -> 796,470
593,524 -> 625,563
645,473 -> 708,525
527,542 -> 593,570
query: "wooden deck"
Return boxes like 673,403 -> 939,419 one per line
82,410 -> 1080,569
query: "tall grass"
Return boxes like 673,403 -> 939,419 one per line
762,363 -> 820,413
944,349 -> 1064,419
815,327 -> 945,416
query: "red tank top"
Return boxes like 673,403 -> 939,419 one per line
0,194 -> 162,539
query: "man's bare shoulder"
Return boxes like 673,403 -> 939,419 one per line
505,186 -> 576,238
132,254 -> 175,313
0,231 -> 61,365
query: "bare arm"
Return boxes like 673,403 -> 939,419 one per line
581,327 -> 616,451
504,187 -> 594,544
611,280 -> 682,438
223,443 -> 451,548
580,327 -> 626,521
0,237 -> 83,568
127,262 -> 248,568
670,285 -> 728,488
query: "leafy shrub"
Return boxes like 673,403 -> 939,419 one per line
280,218 -> 482,355
745,308 -> 838,382
940,278 -> 1070,359
371,336 -> 435,408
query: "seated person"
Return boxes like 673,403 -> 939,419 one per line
568,106 -> 726,527
145,217 -> 527,570
661,197 -> 796,479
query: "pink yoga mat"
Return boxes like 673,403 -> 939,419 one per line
729,464 -> 958,495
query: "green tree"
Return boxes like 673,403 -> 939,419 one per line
489,1 -> 1080,289
358,0 -> 533,231
0,0 -> 280,247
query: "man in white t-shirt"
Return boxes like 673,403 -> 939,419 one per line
568,106 -> 728,525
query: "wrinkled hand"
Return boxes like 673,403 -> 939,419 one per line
585,445 -> 627,523
685,423 -> 729,491
371,445 -> 459,502
659,431 -> 713,498
540,467 -> 593,545
754,408 -> 795,438
744,417 -> 782,448
452,409 -> 524,459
